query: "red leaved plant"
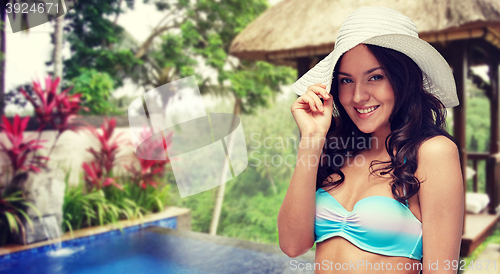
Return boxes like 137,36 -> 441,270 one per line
82,118 -> 125,191
19,76 -> 87,161
82,162 -> 123,191
126,127 -> 173,189
0,115 -> 48,176
19,76 -> 87,133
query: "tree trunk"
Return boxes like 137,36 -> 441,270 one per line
209,97 -> 241,235
0,6 -> 6,116
53,15 -> 64,92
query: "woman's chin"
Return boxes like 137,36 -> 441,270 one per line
353,124 -> 375,134
358,128 -> 375,134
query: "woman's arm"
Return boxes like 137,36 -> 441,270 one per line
277,135 -> 325,257
416,135 -> 465,273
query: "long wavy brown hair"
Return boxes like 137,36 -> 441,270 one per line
317,44 -> 459,204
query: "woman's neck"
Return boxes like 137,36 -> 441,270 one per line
368,126 -> 392,157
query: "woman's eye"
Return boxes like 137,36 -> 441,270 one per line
340,78 -> 353,84
370,75 -> 384,81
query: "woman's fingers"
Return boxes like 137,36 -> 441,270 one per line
311,84 -> 331,100
300,92 -> 321,112
301,93 -> 318,112
307,84 -> 330,112
291,83 -> 334,136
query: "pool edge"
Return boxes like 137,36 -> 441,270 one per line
0,206 -> 190,259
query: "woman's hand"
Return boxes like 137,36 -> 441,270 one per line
291,83 -> 334,137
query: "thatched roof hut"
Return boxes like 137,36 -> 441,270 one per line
230,0 -> 500,66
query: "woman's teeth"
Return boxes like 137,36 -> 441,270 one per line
356,106 -> 379,114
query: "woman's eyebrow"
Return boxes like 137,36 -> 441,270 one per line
337,67 -> 384,76
365,67 -> 384,74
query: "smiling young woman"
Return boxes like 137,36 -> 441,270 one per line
279,7 -> 464,274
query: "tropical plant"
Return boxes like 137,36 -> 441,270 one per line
19,77 -> 86,132
122,127 -> 172,213
70,69 -> 121,115
82,162 -> 123,191
126,127 -> 172,189
19,76 -> 87,161
0,190 -> 41,245
61,182 -> 124,233
117,177 -> 171,214
100,182 -> 144,220
81,117 -> 127,191
85,117 -> 125,176
61,168 -> 136,234
0,115 -> 47,178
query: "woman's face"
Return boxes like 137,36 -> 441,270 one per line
337,44 -> 395,134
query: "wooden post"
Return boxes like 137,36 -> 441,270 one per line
450,41 -> 468,234
488,55 -> 500,214
488,58 -> 499,154
296,57 -> 311,79
0,4 -> 6,117
297,57 -> 312,140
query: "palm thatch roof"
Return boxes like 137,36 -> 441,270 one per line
230,0 -> 500,65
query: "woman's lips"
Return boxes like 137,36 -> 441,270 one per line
355,105 -> 379,118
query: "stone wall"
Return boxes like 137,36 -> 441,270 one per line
0,125 -> 139,187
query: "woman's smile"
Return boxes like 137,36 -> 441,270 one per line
355,105 -> 380,116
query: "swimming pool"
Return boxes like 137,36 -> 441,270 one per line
0,226 -> 314,274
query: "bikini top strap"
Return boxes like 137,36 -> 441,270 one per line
403,184 -> 409,207
402,157 -> 409,206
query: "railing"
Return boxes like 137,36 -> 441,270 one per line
468,152 -> 489,192
486,153 -> 500,214
468,152 -> 500,214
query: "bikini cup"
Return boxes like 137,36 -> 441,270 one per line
315,188 -> 423,260
315,156 -> 422,260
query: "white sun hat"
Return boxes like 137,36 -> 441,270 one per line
291,6 -> 459,110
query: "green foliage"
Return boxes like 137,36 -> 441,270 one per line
189,0 -> 269,53
62,170 -> 172,233
130,32 -> 199,89
180,0 -> 296,112
101,184 -> 143,221
156,34 -> 197,78
218,173 -> 285,243
62,181 -> 125,233
466,96 -> 490,153
171,186 -> 216,233
0,190 -> 40,246
112,176 -> 171,214
63,0 -> 142,88
70,68 -> 121,115
228,61 -> 296,115
465,81 -> 490,193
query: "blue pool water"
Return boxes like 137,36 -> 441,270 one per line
0,228 -> 312,274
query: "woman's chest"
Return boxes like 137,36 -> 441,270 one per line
322,162 -> 422,222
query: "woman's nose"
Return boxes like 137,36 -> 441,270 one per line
353,83 -> 370,104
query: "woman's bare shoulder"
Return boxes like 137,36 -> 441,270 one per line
418,135 -> 458,159
415,135 -> 461,183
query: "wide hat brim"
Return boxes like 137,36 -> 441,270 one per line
291,34 -> 459,110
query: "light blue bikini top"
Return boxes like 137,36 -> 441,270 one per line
315,184 -> 423,260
